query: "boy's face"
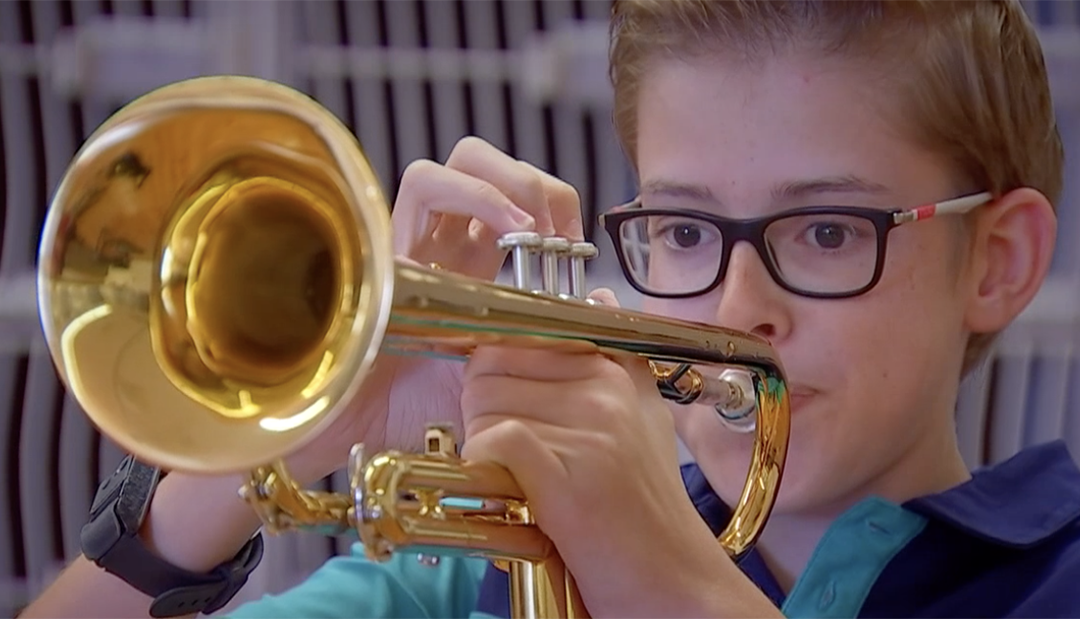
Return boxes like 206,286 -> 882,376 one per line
634,53 -> 976,514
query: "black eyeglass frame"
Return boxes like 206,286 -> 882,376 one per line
598,191 -> 993,300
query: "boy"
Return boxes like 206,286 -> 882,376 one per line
20,0 -> 1080,617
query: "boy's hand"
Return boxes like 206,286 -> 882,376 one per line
458,290 -> 762,618
393,136 -> 583,280
286,137 -> 584,483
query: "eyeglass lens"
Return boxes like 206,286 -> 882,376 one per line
616,212 -> 880,295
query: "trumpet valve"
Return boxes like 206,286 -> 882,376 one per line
497,232 -> 544,290
566,242 -> 599,299
496,232 -> 599,299
539,237 -> 571,295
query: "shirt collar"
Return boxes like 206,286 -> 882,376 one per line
682,440 -> 1080,550
903,440 -> 1080,548
680,464 -> 787,606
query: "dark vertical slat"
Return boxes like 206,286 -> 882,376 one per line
0,352 -> 23,614
0,356 -> 29,618
2,6 -> 44,274
956,360 -> 993,469
301,1 -> 351,129
422,0 -> 468,162
150,0 -> 187,19
344,0 -> 396,197
462,0 -> 510,151
1037,0 -> 1056,26
186,0 -> 209,20
57,397 -> 95,561
32,0 -> 77,202
500,0 -> 546,165
541,0 -> 590,229
582,1 -> 622,176
10,0 -> 67,598
1064,356 -> 1080,459
69,1 -> 114,136
384,0 -> 430,177
1021,351 -> 1071,448
16,354 -> 63,597
0,3 -> 35,595
986,350 -> 1033,464
112,0 -> 144,16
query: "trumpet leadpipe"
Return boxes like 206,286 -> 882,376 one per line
652,363 -> 758,432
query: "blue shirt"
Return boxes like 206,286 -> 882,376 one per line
227,440 -> 1080,618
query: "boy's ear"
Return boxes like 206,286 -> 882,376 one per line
963,187 -> 1057,334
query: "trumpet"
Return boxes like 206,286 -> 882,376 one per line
36,76 -> 790,618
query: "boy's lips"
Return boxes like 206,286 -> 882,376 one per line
788,388 -> 818,413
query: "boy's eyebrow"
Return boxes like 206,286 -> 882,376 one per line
771,175 -> 891,201
639,175 -> 891,206
639,179 -> 719,203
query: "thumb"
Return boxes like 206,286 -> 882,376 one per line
587,287 -> 622,308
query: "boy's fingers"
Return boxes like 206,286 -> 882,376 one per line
459,416 -> 570,512
392,159 -> 536,254
442,137 -> 558,238
517,160 -> 585,242
587,287 -> 621,308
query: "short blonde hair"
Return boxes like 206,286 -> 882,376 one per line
609,0 -> 1064,373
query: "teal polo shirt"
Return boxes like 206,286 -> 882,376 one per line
227,440 -> 1080,618
226,546 -> 489,618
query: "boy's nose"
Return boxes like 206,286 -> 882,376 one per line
712,243 -> 790,342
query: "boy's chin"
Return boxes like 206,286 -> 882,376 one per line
693,430 -> 855,517
765,448 -> 874,518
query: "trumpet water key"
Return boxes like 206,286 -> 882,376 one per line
36,76 -> 791,618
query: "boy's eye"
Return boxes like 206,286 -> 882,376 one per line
668,223 -> 702,248
793,219 -> 864,250
808,222 -> 850,249
651,220 -> 719,250
639,216 -> 721,257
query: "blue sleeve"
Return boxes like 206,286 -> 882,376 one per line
1005,533 -> 1080,618
224,543 -> 489,619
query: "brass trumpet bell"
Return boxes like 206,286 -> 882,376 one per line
39,76 -> 395,472
37,76 -> 791,619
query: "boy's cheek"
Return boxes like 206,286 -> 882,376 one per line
642,296 -> 709,322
